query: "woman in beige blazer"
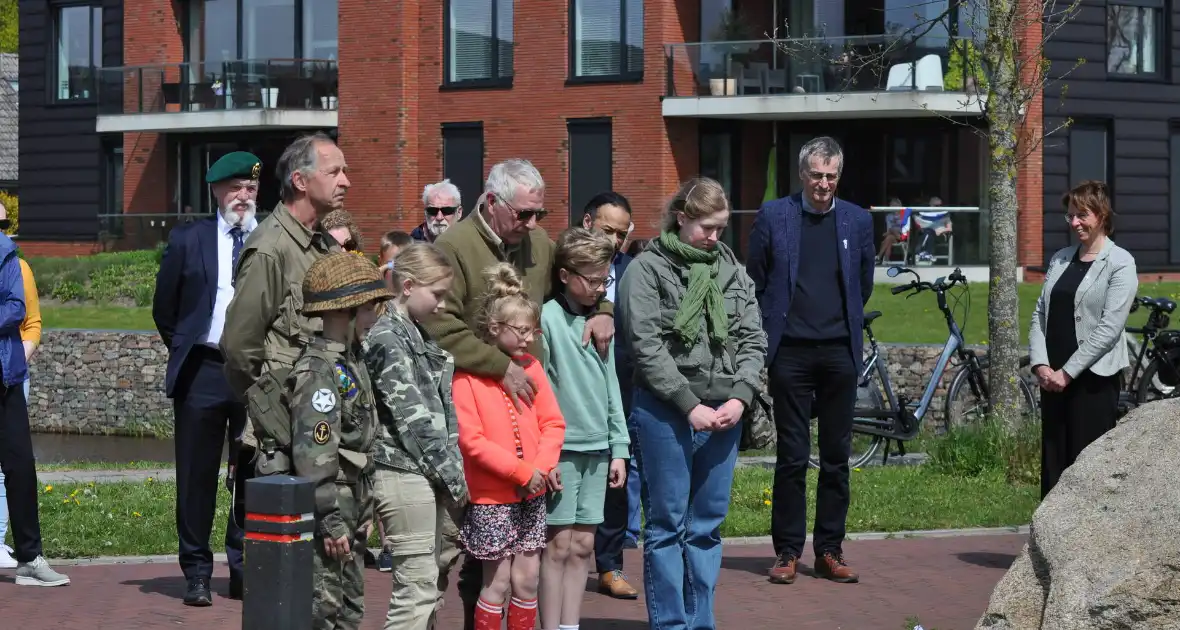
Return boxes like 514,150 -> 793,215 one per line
1029,180 -> 1138,498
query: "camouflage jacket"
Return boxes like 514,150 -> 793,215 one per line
287,336 -> 378,540
363,310 -> 468,506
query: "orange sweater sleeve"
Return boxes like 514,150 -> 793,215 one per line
454,374 -> 535,487
18,260 -> 41,346
527,361 -> 566,474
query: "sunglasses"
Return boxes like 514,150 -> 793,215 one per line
497,195 -> 549,223
0,219 -> 9,231
426,206 -> 459,217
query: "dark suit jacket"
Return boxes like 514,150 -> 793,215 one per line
746,192 -> 876,368
152,217 -> 222,399
611,250 -> 635,413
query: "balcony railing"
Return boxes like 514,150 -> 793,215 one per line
97,59 -> 339,116
664,35 -> 984,98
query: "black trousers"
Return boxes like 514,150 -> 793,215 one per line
0,377 -> 42,562
769,340 -> 857,558
173,347 -> 247,581
1040,370 -> 1120,499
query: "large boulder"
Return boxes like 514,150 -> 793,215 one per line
976,399 -> 1180,630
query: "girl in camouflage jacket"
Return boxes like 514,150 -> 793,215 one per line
363,243 -> 468,630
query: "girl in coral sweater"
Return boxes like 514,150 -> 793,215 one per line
454,263 -> 566,630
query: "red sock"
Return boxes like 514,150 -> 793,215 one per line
475,597 -> 504,630
507,596 -> 537,630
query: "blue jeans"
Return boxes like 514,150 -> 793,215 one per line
633,388 -> 741,630
625,439 -> 641,541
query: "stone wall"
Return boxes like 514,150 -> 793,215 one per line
25,330 -> 1020,437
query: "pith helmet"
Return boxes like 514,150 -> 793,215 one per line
302,252 -> 393,314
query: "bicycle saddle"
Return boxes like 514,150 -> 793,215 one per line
1150,298 -> 1177,313
863,311 -> 883,327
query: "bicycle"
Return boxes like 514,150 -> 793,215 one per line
808,265 -> 1038,469
1119,295 -> 1180,414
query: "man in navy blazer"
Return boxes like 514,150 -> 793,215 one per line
581,192 -> 643,599
152,152 -> 261,606
746,136 -> 875,586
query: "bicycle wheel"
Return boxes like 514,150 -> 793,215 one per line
808,377 -> 886,470
943,355 -> 1038,431
1136,357 -> 1180,404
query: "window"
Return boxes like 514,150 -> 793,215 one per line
446,0 -> 514,85
186,0 -> 338,64
1069,123 -> 1110,186
570,0 -> 643,80
103,145 -> 124,215
442,123 -> 485,220
700,127 -> 739,254
1107,1 -> 1162,76
567,119 -> 613,226
54,4 -> 102,101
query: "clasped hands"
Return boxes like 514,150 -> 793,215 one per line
688,399 -> 745,432
1034,365 -> 1072,393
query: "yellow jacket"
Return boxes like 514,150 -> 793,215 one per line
19,258 -> 40,346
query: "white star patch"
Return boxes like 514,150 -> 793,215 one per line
311,388 -> 337,413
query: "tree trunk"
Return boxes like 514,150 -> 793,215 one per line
985,0 -> 1024,427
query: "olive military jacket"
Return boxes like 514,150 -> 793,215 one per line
221,202 -> 341,401
363,309 -> 468,506
287,336 -> 378,540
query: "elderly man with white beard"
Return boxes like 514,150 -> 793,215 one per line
411,179 -> 463,243
152,151 -> 261,607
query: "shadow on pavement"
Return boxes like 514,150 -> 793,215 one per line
121,576 -> 234,600
580,618 -> 653,629
956,551 -> 1016,569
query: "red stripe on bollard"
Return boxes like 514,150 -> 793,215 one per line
246,512 -> 312,523
244,532 -> 312,543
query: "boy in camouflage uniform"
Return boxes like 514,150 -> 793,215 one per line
287,252 -> 392,630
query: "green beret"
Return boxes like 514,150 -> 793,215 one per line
206,151 -> 263,184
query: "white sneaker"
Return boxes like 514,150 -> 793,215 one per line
15,555 -> 70,586
0,547 -> 16,569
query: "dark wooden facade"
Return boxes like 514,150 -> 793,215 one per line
1043,0 -> 1180,270
18,0 -> 122,240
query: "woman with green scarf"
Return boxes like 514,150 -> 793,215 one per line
616,176 -> 767,630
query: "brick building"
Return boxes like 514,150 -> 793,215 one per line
17,0 -> 1051,275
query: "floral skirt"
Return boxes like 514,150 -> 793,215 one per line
459,495 -> 547,561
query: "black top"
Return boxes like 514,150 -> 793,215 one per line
783,209 -> 849,342
1046,250 -> 1093,370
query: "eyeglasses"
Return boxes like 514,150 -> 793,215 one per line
0,219 -> 10,231
499,323 -> 541,339
426,206 -> 459,217
569,269 -> 614,290
498,195 -> 549,223
807,171 -> 839,183
1064,211 -> 1091,223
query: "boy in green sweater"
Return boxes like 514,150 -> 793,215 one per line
537,227 -> 630,630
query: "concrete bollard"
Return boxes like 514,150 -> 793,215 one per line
242,475 -> 316,630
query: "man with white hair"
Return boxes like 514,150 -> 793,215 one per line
153,151 -> 262,606
422,158 -> 617,630
412,179 -> 463,243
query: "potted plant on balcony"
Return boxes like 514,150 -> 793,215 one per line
309,59 -> 338,110
707,9 -> 759,96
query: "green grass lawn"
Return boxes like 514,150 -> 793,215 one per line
36,460 -> 173,472
22,465 -> 1036,559
41,280 -> 1180,344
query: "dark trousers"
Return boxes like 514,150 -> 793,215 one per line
595,378 -> 638,573
173,347 -> 247,581
458,554 -> 483,630
769,340 -> 857,558
1040,370 -> 1120,499
0,377 -> 42,562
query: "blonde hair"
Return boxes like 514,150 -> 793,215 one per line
661,176 -> 730,232
391,242 -> 454,289
556,227 -> 615,272
475,263 -> 539,341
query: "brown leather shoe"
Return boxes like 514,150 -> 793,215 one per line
767,553 -> 797,584
598,570 -> 639,599
814,551 -> 859,583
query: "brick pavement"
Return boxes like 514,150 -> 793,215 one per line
0,534 -> 1023,629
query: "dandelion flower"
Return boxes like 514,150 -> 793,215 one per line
132,512 -> 142,518
43,485 -> 53,493
763,500 -> 772,506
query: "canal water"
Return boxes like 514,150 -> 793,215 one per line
31,433 -> 227,465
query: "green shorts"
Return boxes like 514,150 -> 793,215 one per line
546,451 -> 609,526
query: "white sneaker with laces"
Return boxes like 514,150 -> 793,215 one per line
15,555 -> 70,586
0,547 -> 16,569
